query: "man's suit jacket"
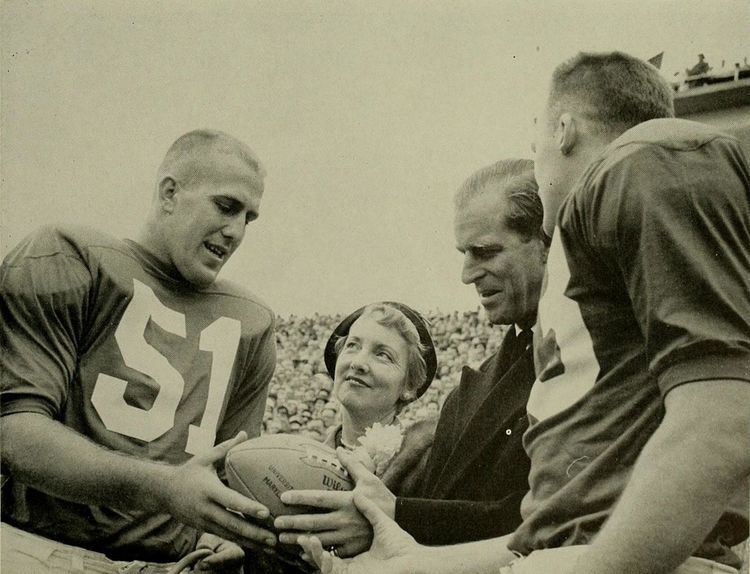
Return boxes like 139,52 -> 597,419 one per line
394,327 -> 534,545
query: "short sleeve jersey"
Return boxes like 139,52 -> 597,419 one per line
509,119 -> 750,567
1,226 -> 276,561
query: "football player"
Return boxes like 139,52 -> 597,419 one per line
1,130 -> 278,573
299,51 -> 750,574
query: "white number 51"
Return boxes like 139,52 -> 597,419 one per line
91,279 -> 240,455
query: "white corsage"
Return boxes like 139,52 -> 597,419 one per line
351,422 -> 404,477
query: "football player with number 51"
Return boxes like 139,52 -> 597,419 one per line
1,130 -> 277,573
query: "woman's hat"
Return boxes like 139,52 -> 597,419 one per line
323,301 -> 438,399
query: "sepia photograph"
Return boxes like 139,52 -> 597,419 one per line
1,1 -> 749,573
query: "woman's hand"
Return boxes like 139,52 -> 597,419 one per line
276,488 -> 368,557
274,448 -> 397,557
340,448 -> 397,520
297,492 -> 423,574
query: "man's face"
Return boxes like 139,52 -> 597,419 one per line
321,408 -> 336,426
532,107 -> 567,235
454,192 -> 547,327
160,159 -> 263,288
305,428 -> 323,441
267,421 -> 282,434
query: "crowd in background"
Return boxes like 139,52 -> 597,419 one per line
261,309 -> 507,441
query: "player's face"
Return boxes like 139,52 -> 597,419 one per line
333,316 -> 410,422
532,108 -> 566,236
455,193 -> 547,328
161,160 -> 263,288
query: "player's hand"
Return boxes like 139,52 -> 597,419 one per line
297,492 -> 423,574
192,533 -> 244,572
274,447 -> 396,557
159,431 -> 277,549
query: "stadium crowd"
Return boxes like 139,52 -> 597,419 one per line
262,309 -> 506,441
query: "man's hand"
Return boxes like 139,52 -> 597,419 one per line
191,533 -> 244,573
159,431 -> 277,549
298,492 -> 424,574
274,447 -> 397,557
1,415 -> 275,550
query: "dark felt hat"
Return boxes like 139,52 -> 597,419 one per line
323,302 -> 438,400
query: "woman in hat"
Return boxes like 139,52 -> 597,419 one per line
248,302 -> 437,573
321,301 -> 437,456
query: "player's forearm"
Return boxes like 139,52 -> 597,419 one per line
0,412 -> 174,512
573,379 -> 750,574
414,533 -> 517,574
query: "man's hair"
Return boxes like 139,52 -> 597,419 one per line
156,129 -> 266,187
548,51 -> 674,136
454,158 -> 548,246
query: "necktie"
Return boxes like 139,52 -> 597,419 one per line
512,329 -> 533,363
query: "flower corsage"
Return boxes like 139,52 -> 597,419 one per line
350,422 -> 404,477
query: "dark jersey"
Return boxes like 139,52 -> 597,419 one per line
1,225 -> 276,561
510,119 -> 750,567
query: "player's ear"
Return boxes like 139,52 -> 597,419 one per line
558,112 -> 577,156
531,236 -> 549,265
158,177 -> 178,214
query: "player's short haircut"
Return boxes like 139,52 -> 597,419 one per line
157,129 -> 266,188
454,158 -> 548,246
547,51 -> 674,136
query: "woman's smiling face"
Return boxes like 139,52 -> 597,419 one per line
333,315 -> 410,421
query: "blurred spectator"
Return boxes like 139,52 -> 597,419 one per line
320,405 -> 338,429
425,400 -> 440,418
686,53 -> 710,76
288,416 -> 302,433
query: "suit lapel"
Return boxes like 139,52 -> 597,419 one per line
455,328 -> 518,426
426,329 -> 518,494
429,341 -> 534,499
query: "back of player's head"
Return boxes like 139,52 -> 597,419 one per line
454,158 -> 547,245
157,129 -> 266,189
548,51 -> 674,137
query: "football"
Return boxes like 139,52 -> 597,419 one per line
225,433 -> 353,524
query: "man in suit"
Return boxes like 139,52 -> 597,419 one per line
393,157 -> 549,544
275,158 -> 549,554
